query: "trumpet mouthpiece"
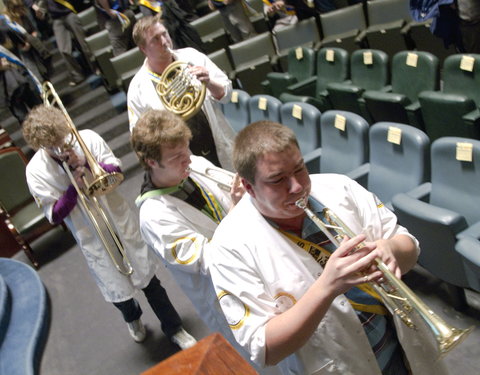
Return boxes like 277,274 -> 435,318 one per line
295,198 -> 307,209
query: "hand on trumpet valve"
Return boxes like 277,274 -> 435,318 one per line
321,234 -> 381,296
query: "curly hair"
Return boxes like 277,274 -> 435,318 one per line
130,109 -> 192,170
22,105 -> 70,150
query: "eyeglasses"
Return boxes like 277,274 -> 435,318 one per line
43,133 -> 75,158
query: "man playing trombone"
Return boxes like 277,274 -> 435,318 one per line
130,110 -> 283,374
23,105 -> 196,349
207,121 -> 451,375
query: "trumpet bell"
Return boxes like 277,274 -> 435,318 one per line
439,325 -> 474,356
156,61 -> 206,121
88,171 -> 125,197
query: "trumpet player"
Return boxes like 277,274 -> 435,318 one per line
131,110 -> 282,374
127,14 -> 236,170
23,105 -> 196,350
207,121 -> 449,375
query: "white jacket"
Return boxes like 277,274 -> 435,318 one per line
137,156 -> 281,374
127,47 -> 236,170
26,130 -> 158,303
209,173 -> 449,375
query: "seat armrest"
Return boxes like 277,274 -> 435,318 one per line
406,101 -> 421,113
391,193 -> 468,234
287,76 -> 317,96
457,221 -> 480,240
355,29 -> 367,44
304,148 -> 322,174
303,147 -> 322,163
327,81 -> 362,95
403,182 -> 431,202
346,163 -> 370,188
456,237 -> 480,266
380,85 -> 392,93
462,108 -> 480,126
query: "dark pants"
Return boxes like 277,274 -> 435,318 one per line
113,275 -> 182,338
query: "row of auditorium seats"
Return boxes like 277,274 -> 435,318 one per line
261,49 -> 480,141
222,96 -> 480,308
80,0 -> 457,98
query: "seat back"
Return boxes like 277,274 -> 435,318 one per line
442,54 -> 480,106
229,32 -> 277,94
430,137 -> 480,225
77,6 -> 99,36
319,3 -> 366,52
274,18 -> 322,58
287,47 -> 316,83
222,90 -> 251,133
249,95 -> 281,123
190,11 -> 230,53
320,110 -> 369,174
228,32 -> 276,70
367,122 -> 430,204
363,0 -> 410,58
315,48 -> 349,95
391,51 -> 439,101
280,102 -> 321,155
208,49 -> 234,76
86,30 -> 116,90
110,47 -> 144,90
0,148 -> 32,213
350,49 -> 389,90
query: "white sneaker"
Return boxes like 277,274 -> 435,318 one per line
127,319 -> 147,343
170,328 -> 197,350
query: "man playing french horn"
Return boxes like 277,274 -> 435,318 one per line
207,121 -> 454,375
127,14 -> 236,171
23,105 -> 197,350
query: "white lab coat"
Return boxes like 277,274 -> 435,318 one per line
127,47 -> 236,170
138,156 -> 281,375
209,173 -> 449,375
26,130 -> 158,303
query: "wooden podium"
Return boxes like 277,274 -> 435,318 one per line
141,333 -> 259,375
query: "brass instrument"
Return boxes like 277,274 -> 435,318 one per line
295,198 -> 473,356
155,49 -> 206,120
188,165 -> 235,191
42,81 -> 133,276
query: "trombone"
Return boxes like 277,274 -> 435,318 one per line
42,81 -> 133,276
295,198 -> 473,356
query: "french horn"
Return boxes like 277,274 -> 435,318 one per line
155,49 -> 206,121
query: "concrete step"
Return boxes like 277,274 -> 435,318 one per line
119,150 -> 142,179
109,129 -> 132,159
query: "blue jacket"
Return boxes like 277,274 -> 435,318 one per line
410,0 -> 461,48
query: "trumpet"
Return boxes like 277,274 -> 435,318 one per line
295,198 -> 473,356
156,48 -> 206,120
42,81 -> 133,276
188,165 -> 235,191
